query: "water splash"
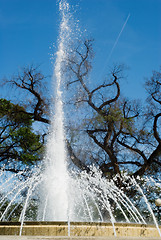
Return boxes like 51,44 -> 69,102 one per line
0,0 -> 161,238
1,166 -> 161,237
39,0 -> 72,221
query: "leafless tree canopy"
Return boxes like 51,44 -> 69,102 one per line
0,41 -> 161,181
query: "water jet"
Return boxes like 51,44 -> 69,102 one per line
0,0 -> 161,239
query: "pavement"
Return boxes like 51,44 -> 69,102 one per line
0,237 -> 161,240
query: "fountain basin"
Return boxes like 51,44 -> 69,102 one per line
0,222 -> 160,238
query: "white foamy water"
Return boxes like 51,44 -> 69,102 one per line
39,0 -> 71,221
0,0 -> 161,238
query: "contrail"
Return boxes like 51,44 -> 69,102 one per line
100,13 -> 130,76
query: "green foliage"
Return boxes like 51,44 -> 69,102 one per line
23,199 -> 38,221
0,195 -> 38,221
0,199 -> 22,221
0,98 -> 43,167
0,99 -> 32,126
85,103 -> 135,134
10,127 -> 43,164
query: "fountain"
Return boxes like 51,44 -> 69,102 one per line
0,0 -> 161,238
39,0 -> 70,222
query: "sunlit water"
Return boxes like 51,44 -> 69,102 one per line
38,0 -> 70,221
1,167 -> 161,236
0,0 -> 161,238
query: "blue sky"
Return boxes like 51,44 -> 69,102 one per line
0,0 -> 161,100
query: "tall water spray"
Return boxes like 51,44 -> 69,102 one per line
41,0 -> 71,221
1,1 -> 161,238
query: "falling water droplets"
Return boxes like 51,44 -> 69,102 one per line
0,0 -> 161,238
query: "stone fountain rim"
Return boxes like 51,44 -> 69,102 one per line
1,221 -> 160,237
0,221 -> 159,227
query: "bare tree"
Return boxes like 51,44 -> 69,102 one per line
65,40 -> 141,178
1,43 -> 161,180
117,67 -> 161,177
1,65 -> 88,172
65,40 -> 161,179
